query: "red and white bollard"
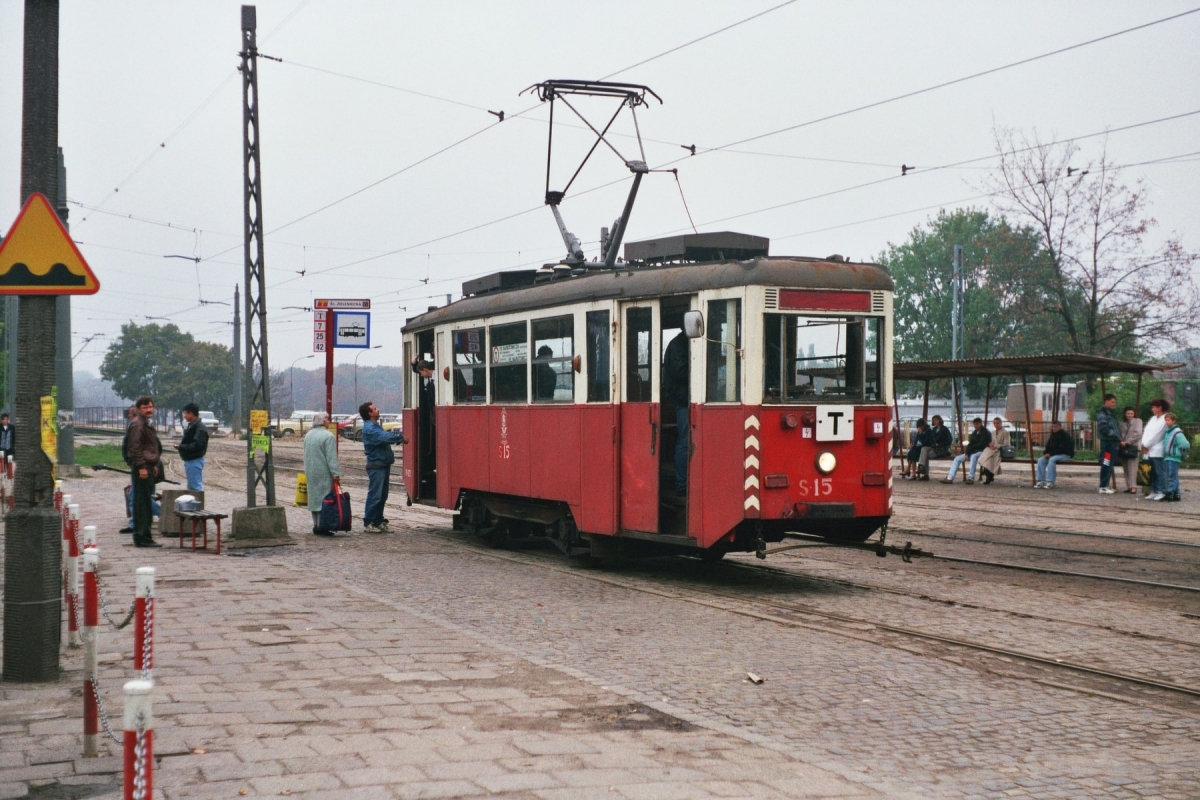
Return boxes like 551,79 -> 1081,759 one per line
82,546 -> 99,757
55,484 -> 64,512
64,499 -> 80,647
134,567 -> 154,680
122,679 -> 153,800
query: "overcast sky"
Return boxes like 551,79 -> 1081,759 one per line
1,0 -> 1197,378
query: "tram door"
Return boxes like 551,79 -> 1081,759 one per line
619,301 -> 659,533
413,330 -> 437,502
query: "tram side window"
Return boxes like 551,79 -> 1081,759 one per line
452,327 -> 486,404
489,321 -> 528,403
532,315 -> 574,403
625,307 -> 653,402
586,311 -> 610,402
706,299 -> 741,402
763,314 -> 873,403
864,317 -> 881,402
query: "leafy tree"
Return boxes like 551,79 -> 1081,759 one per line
986,128 -> 1198,357
878,208 -> 1072,398
100,323 -> 235,419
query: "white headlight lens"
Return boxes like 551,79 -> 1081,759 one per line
816,451 -> 837,474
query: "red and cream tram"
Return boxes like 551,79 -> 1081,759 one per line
401,231 -> 893,559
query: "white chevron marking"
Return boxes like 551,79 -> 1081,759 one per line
744,435 -> 760,451
744,416 -> 760,430
744,475 -> 760,490
744,454 -> 760,470
744,495 -> 761,510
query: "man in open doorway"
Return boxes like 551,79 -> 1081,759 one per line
663,331 -> 690,496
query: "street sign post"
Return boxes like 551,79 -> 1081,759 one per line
314,300 -> 371,417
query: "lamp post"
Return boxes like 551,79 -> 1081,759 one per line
290,354 -> 314,422
355,345 -> 383,409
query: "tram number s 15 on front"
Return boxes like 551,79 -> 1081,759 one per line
795,478 -> 833,497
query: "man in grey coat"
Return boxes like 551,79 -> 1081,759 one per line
303,412 -> 340,536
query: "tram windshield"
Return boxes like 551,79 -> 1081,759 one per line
764,314 -> 881,403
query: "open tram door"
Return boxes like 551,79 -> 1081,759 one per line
404,330 -> 437,504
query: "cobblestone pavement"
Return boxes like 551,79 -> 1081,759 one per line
2,449 -> 1199,799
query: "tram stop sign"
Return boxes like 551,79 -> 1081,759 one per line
0,192 -> 100,294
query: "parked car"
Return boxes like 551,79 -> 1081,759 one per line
198,410 -> 221,433
272,410 -> 324,437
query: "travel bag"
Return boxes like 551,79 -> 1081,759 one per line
318,479 -> 353,532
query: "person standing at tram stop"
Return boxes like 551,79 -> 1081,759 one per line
177,403 -> 209,492
303,411 -> 340,535
1097,393 -> 1121,494
1160,412 -> 1190,502
1140,398 -> 1170,501
662,330 -> 690,497
1118,406 -> 1144,494
360,400 -> 407,533
127,396 -> 163,548
0,411 -> 15,464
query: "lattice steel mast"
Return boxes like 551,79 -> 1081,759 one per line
240,4 -> 275,505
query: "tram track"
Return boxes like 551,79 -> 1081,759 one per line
406,527 -> 1200,707
891,529 -> 1200,564
899,495 -> 1200,528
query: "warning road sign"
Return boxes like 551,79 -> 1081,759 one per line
0,193 -> 100,295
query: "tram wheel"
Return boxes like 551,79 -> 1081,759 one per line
481,525 -> 508,549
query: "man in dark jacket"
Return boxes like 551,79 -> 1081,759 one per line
127,396 -> 163,547
1036,421 -> 1075,489
1096,393 -> 1121,494
177,402 -> 209,491
941,418 -> 992,484
0,412 -> 14,465
916,415 -> 953,480
662,331 -> 690,495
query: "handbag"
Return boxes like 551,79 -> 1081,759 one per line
1000,445 -> 1016,460
318,479 -> 353,532
1120,446 -> 1139,460
1136,459 -> 1153,488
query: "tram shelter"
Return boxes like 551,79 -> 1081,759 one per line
892,353 -> 1182,485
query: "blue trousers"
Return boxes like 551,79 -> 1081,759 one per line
1098,440 -> 1119,488
674,405 -> 689,494
947,451 -> 982,481
1162,460 -> 1180,496
184,457 -> 205,491
365,466 -> 390,525
1036,454 -> 1071,484
1149,456 -> 1167,494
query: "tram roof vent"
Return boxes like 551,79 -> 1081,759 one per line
624,231 -> 769,265
462,269 -> 540,297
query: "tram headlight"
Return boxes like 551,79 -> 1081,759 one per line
815,450 -> 837,475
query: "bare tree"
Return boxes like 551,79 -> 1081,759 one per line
986,127 -> 1198,357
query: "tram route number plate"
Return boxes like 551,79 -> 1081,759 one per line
815,405 -> 855,442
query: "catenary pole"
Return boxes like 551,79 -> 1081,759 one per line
241,5 -> 275,505
55,146 -> 75,475
3,0 -> 63,683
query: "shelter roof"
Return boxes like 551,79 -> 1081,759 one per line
894,353 -> 1184,381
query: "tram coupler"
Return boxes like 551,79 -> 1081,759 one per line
754,529 -> 931,563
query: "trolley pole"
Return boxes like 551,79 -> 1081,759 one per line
3,0 -> 64,683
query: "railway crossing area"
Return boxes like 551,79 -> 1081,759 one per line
2,437 -> 1198,799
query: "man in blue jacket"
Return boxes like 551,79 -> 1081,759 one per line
359,400 -> 407,533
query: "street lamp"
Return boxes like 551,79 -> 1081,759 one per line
355,345 -> 383,409
290,354 -> 315,421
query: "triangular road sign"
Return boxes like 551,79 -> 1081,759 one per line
0,192 -> 100,295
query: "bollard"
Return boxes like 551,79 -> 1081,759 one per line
82,547 -> 99,757
81,523 -> 97,550
64,500 -> 80,647
122,680 -> 153,800
134,568 -> 154,679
